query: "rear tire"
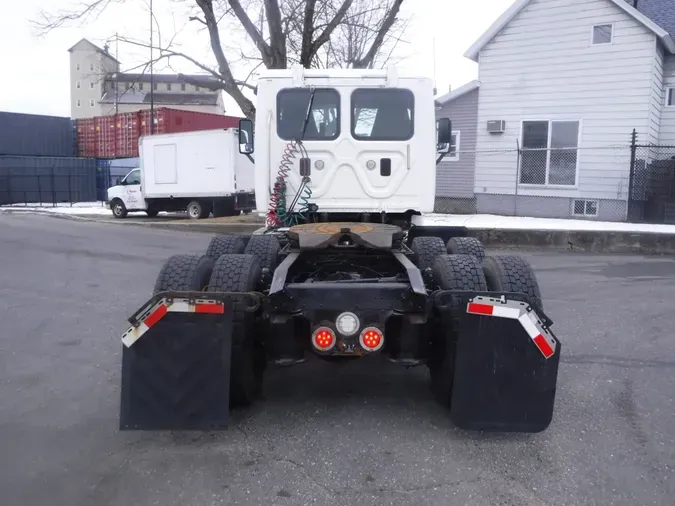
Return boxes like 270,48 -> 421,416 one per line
446,237 -> 485,262
244,235 -> 280,271
153,254 -> 214,294
207,254 -> 263,408
187,200 -> 210,220
145,208 -> 159,218
205,235 -> 247,259
429,254 -> 487,407
482,255 -> 543,311
411,236 -> 446,271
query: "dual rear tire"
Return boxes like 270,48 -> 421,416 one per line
420,239 -> 542,407
151,234 -> 280,410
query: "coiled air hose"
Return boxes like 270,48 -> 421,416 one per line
267,140 -> 313,228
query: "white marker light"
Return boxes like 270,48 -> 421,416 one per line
335,312 -> 360,336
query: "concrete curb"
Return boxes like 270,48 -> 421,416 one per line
4,209 -> 675,254
471,229 -> 675,255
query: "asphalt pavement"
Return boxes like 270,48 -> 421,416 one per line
1,213 -> 674,506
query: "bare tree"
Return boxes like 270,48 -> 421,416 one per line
34,0 -> 410,119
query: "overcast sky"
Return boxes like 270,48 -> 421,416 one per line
0,0 -> 514,118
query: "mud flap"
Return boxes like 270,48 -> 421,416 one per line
435,291 -> 561,432
119,291 -> 259,431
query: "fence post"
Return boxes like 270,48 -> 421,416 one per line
627,129 -> 638,222
514,139 -> 521,216
37,173 -> 42,206
51,165 -> 56,207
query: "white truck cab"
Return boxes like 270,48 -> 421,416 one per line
107,168 -> 149,217
238,66 -> 452,226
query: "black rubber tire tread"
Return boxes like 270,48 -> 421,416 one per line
205,235 -> 247,259
111,199 -> 127,219
153,254 -> 215,294
446,236 -> 486,262
244,235 -> 280,271
207,254 -> 262,407
411,236 -> 447,271
429,254 -> 488,408
482,255 -> 543,311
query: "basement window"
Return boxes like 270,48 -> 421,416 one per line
573,199 -> 598,217
667,87 -> 675,107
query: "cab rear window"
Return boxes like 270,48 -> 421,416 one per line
277,88 -> 340,141
351,88 -> 414,141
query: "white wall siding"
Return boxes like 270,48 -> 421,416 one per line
474,0 -> 658,207
659,54 -> 675,144
435,88 -> 478,199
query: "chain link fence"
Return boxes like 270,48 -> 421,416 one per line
433,141 -> 655,223
628,144 -> 675,224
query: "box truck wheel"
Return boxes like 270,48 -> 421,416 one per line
207,254 -> 264,407
411,236 -> 446,271
187,200 -> 210,219
111,199 -> 127,219
428,254 -> 487,407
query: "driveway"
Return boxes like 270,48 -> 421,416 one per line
0,213 -> 673,506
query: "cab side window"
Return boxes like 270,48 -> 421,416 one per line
125,169 -> 141,185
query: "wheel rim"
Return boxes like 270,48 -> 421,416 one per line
113,204 -> 122,216
188,204 -> 200,218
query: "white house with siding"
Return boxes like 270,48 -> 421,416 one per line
444,0 -> 675,221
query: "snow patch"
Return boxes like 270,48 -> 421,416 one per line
413,213 -> 675,235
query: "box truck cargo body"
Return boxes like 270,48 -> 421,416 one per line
105,128 -> 255,219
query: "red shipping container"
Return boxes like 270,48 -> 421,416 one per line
76,108 -> 241,158
114,112 -> 140,159
95,116 -> 117,158
75,118 -> 96,157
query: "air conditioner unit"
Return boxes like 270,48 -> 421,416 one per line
487,120 -> 506,133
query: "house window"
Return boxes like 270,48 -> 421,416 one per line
592,24 -> 613,45
195,85 -> 200,92
167,83 -> 172,91
90,99 -> 95,107
126,82 -> 131,90
667,87 -> 675,107
153,83 -> 158,91
449,131 -> 460,160
76,100 -> 81,107
76,63 -> 80,71
520,120 -> 580,186
181,83 -> 186,91
76,81 -> 81,89
573,199 -> 598,217
139,83 -> 144,91
90,63 -> 94,71
89,82 -> 95,89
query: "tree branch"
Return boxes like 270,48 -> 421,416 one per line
353,0 -> 404,68
311,0 -> 354,56
227,0 -> 274,67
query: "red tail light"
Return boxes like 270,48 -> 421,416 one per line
312,327 -> 336,352
359,327 -> 384,352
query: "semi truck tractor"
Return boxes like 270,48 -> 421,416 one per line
118,66 -> 561,433
106,128 -> 256,219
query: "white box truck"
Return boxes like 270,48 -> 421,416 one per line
106,128 -> 255,219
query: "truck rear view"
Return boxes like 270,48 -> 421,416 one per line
116,66 -> 561,434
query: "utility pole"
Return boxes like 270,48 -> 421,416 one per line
150,0 -> 155,134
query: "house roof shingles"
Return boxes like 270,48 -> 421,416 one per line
635,0 -> 675,37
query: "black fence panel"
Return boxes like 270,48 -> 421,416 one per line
628,139 -> 675,224
0,156 -> 97,205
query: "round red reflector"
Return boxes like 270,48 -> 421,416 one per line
312,327 -> 336,351
359,327 -> 383,351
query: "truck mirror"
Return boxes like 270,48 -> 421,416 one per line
116,177 -> 122,185
238,118 -> 254,154
436,118 -> 452,154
